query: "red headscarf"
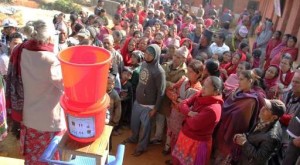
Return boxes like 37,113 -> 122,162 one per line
120,37 -> 136,66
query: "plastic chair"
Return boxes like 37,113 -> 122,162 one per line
40,136 -> 125,165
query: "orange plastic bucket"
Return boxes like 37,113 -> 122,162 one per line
60,94 -> 110,143
58,46 -> 112,104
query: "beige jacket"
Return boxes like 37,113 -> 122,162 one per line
21,49 -> 66,132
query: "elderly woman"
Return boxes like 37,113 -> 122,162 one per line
278,53 -> 295,92
172,76 -> 224,165
214,70 -> 263,164
6,20 -> 65,164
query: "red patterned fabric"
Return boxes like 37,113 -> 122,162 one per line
172,131 -> 212,165
20,125 -> 64,165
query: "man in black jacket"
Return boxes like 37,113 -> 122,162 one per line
234,99 -> 285,165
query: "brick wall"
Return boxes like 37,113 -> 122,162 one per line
260,0 -> 300,65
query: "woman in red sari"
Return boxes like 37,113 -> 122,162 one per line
278,53 -> 295,92
264,31 -> 282,69
270,35 -> 298,66
165,60 -> 203,164
172,76 -> 224,165
120,37 -> 136,66
264,65 -> 281,99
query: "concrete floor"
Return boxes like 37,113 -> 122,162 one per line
0,127 -> 169,165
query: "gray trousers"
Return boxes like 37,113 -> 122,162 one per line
129,101 -> 152,152
152,113 -> 166,141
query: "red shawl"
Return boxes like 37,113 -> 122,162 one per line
265,38 -> 281,61
120,37 -> 135,66
279,69 -> 294,87
6,40 -> 54,122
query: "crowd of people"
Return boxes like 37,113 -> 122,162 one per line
1,0 -> 300,164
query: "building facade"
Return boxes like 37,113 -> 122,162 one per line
259,0 -> 300,64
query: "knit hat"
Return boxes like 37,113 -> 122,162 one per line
168,38 -> 180,48
77,28 -> 91,38
132,50 -> 144,62
264,99 -> 286,117
204,18 -> 213,28
238,26 -> 248,38
123,66 -> 133,74
175,46 -> 189,58
148,8 -> 154,14
2,18 -> 18,27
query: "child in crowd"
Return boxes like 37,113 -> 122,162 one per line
116,67 -> 133,132
106,73 -> 122,146
252,49 -> 262,68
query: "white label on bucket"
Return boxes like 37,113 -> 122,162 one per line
68,115 -> 95,138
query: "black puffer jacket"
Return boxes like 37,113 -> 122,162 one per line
238,121 -> 282,165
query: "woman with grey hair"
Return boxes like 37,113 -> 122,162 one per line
6,20 -> 66,164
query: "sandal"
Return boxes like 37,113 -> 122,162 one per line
121,138 -> 136,144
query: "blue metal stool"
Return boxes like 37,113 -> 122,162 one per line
40,135 -> 125,165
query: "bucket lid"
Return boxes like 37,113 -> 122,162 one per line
60,94 -> 110,112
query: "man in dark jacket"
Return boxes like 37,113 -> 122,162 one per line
282,70 -> 300,164
234,99 -> 285,165
122,44 -> 166,156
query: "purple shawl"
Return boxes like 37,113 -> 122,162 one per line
270,42 -> 286,58
215,89 -> 261,157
